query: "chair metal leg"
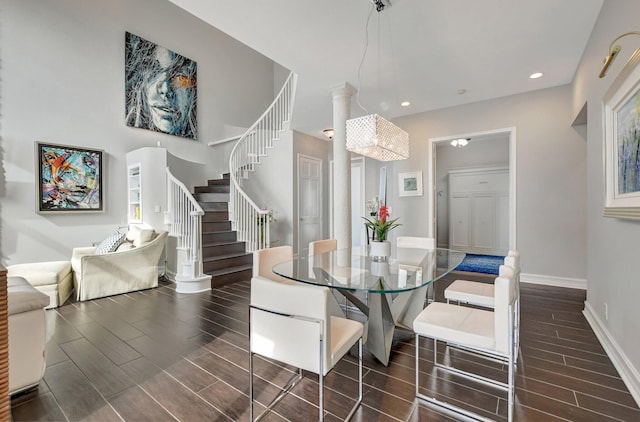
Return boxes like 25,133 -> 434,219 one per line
319,337 -> 324,421
345,337 -> 363,421
249,351 -> 254,421
415,335 -> 499,422
253,368 -> 303,422
415,334 -> 420,397
433,338 -> 437,365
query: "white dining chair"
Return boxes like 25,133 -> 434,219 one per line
253,245 -> 295,284
309,238 -> 338,256
444,251 -> 521,358
396,236 -> 435,249
413,265 -> 517,421
392,236 -> 436,325
444,250 -> 520,308
309,239 -> 350,316
249,275 -> 363,421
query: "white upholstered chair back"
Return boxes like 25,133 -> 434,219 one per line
253,245 -> 293,283
494,265 -> 515,354
250,276 -> 332,375
505,250 -> 520,280
396,236 -> 435,250
309,239 -> 337,256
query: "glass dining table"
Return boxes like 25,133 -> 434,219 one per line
272,247 -> 466,366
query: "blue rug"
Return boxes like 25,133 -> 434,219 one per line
455,253 -> 505,275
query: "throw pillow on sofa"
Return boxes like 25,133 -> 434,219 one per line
125,225 -> 157,247
94,231 -> 126,255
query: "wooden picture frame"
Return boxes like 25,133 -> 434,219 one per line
603,49 -> 640,220
36,142 -> 104,213
398,171 -> 423,197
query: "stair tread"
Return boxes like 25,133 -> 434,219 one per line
208,264 -> 252,276
202,230 -> 236,235
203,240 -> 245,247
203,252 -> 251,262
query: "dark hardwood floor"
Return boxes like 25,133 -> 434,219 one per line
10,272 -> 640,421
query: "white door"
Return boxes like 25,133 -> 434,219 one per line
473,193 -> 496,251
449,194 -> 470,250
298,155 -> 322,256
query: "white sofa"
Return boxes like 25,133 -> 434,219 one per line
8,276 -> 49,395
71,230 -> 168,301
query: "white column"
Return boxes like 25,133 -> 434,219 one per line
329,82 -> 357,250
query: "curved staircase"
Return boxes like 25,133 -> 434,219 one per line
168,72 -> 296,290
192,174 -> 253,287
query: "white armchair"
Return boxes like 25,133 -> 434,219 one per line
71,231 -> 167,301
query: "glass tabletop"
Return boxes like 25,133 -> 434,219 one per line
272,247 -> 466,293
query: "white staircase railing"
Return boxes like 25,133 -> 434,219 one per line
166,167 -> 211,293
229,72 -> 297,251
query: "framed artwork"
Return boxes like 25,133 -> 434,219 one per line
125,32 -> 197,140
603,49 -> 640,220
36,142 -> 104,213
399,171 -> 423,197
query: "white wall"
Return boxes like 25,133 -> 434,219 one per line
390,85 -> 587,281
241,131 -> 294,249
572,0 -> 640,402
0,0 -> 276,265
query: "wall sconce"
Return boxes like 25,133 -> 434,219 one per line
599,31 -> 640,78
450,138 -> 469,148
322,128 -> 334,140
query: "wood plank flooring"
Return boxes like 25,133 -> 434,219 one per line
10,272 -> 640,421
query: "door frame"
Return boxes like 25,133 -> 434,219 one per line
427,127 -> 517,251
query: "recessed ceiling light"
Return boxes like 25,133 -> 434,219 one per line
530,72 -> 543,79
400,101 -> 411,107
457,89 -> 467,95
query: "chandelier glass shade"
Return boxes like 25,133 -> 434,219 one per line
450,138 -> 469,148
346,114 -> 409,161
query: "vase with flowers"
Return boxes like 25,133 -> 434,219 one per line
363,204 -> 400,258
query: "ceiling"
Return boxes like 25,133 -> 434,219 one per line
169,0 -> 603,139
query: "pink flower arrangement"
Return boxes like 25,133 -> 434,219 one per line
363,205 -> 400,241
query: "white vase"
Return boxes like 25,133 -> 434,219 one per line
370,240 -> 391,259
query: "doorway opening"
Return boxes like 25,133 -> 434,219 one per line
427,128 -> 517,272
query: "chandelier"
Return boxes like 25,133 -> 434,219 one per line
450,138 -> 469,148
345,0 -> 409,162
346,114 -> 409,161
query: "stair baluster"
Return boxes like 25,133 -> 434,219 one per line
166,167 -> 212,293
228,72 -> 297,252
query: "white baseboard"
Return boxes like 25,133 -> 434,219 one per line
583,301 -> 640,407
520,272 -> 586,290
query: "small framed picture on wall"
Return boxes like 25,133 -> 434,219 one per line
398,171 -> 423,197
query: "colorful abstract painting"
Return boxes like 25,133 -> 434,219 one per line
616,87 -> 640,195
125,32 -> 197,140
37,142 -> 103,212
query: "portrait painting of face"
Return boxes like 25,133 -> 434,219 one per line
125,32 -> 197,139
37,142 -> 103,212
